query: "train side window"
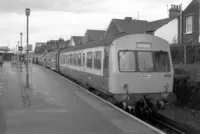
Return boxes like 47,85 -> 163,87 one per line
68,55 -> 70,65
76,53 -> 78,66
71,54 -> 74,65
83,53 -> 85,66
73,54 -> 76,66
62,55 -> 63,64
70,54 -> 72,65
72,54 -> 74,66
60,55 -> 63,64
76,54 -> 78,66
78,53 -> 81,66
86,52 -> 93,68
72,54 -> 74,65
59,55 -> 61,64
63,54 -> 65,64
66,55 -> 68,65
62,55 -> 64,64
94,51 -> 102,70
104,51 -> 109,69
74,54 -> 77,66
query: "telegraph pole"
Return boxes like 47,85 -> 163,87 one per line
20,33 -> 23,72
179,4 -> 186,66
25,8 -> 30,88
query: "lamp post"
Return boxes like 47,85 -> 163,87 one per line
25,8 -> 30,88
20,33 -> 23,72
17,41 -> 19,68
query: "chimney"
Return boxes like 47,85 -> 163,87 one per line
124,17 -> 132,22
169,4 -> 181,19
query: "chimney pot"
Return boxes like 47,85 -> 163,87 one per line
169,4 -> 181,18
125,17 -> 132,22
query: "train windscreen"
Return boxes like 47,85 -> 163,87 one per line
118,50 -> 171,72
154,51 -> 171,72
118,51 -> 136,72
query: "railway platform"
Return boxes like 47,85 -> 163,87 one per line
0,62 -> 164,134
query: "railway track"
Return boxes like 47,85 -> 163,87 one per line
150,113 -> 200,134
44,66 -> 200,134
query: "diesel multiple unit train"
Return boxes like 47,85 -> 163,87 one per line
33,34 -> 176,115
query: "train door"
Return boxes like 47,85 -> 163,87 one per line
103,46 -> 109,90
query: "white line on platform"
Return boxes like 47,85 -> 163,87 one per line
51,70 -> 166,134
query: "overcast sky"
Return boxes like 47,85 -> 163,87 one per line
0,0 -> 191,49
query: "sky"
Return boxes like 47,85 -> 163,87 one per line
0,0 -> 192,50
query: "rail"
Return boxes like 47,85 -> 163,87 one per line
150,113 -> 200,134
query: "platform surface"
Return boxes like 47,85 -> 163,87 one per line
0,62 -> 163,134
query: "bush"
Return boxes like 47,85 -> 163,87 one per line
173,67 -> 193,104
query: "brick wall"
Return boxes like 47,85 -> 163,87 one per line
179,0 -> 200,45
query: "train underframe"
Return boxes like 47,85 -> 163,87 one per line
113,92 -> 177,117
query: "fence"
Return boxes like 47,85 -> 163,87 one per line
170,44 -> 200,81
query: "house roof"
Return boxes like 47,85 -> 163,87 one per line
71,36 -> 83,45
113,19 -> 148,34
86,30 -> 106,40
62,40 -> 70,47
146,18 -> 174,31
105,17 -> 176,36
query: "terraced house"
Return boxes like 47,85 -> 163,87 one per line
103,5 -> 180,44
178,0 -> 200,45
169,0 -> 200,65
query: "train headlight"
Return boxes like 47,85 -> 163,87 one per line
164,83 -> 169,92
123,84 -> 128,93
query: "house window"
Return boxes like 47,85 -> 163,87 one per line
186,16 -> 193,34
94,51 -> 102,70
87,52 -> 93,68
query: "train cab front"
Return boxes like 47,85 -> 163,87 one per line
110,34 -> 177,116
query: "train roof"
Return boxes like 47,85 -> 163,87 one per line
46,49 -> 59,55
60,33 -> 127,53
60,33 -> 169,53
